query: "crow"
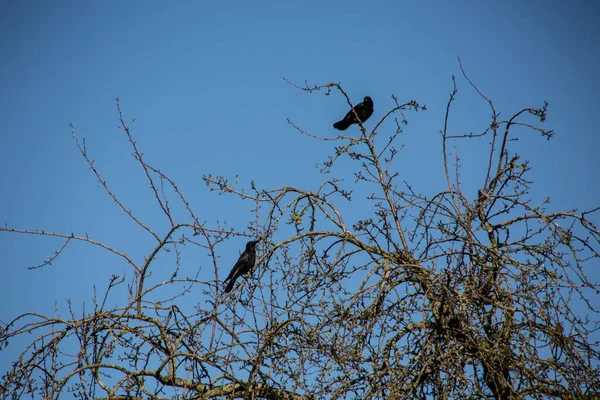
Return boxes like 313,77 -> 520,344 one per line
333,96 -> 374,130
223,240 -> 259,293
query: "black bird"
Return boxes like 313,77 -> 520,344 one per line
223,240 -> 259,293
333,96 -> 374,130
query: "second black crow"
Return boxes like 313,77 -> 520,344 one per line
333,96 -> 374,130
223,240 -> 259,293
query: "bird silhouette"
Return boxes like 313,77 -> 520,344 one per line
333,96 -> 374,130
223,240 -> 259,293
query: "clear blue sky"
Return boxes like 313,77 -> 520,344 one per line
1,0 -> 599,375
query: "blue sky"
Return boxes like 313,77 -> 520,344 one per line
1,0 -> 599,379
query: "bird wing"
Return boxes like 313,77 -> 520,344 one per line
344,108 -> 356,121
224,252 -> 247,282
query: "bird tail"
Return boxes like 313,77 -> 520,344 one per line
224,279 -> 236,293
333,120 -> 350,130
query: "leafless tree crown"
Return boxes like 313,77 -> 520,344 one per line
2,67 -> 599,399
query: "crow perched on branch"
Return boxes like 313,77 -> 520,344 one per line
223,240 -> 259,293
333,96 -> 374,130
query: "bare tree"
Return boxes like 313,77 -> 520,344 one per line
2,65 -> 599,399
